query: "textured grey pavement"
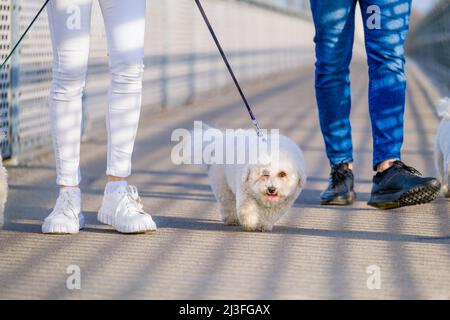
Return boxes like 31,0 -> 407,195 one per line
1,54 -> 449,299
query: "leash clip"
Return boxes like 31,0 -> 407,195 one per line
253,120 -> 266,142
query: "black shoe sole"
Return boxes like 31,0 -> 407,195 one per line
368,183 -> 441,210
321,191 -> 356,206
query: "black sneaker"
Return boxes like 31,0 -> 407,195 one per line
320,163 -> 356,205
368,160 -> 441,209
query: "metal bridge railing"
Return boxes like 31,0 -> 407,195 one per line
406,0 -> 450,93
0,0 -> 313,160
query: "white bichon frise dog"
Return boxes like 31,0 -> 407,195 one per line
196,125 -> 307,232
435,97 -> 450,198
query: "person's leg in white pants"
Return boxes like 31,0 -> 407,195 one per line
42,0 -> 156,234
47,0 -> 92,187
102,0 -> 146,179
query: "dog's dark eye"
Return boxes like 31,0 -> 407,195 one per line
278,171 -> 287,178
262,170 -> 270,177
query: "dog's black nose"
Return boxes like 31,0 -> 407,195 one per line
268,186 -> 276,194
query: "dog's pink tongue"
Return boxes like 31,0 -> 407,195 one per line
266,195 -> 279,201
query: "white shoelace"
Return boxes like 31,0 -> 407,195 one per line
48,191 -> 79,220
117,185 -> 146,216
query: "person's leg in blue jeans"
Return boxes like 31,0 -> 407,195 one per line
359,0 -> 408,169
310,0 -> 441,208
310,0 -> 358,205
310,0 -> 356,167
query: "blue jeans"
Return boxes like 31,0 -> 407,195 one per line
310,0 -> 411,170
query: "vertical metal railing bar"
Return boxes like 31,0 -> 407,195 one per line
10,0 -> 22,159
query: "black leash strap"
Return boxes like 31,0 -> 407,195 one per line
194,0 -> 264,138
0,0 -> 50,70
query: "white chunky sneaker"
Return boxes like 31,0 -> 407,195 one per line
42,188 -> 85,234
98,185 -> 157,233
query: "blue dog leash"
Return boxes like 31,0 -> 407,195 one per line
195,0 -> 265,140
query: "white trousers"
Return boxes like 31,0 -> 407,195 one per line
47,0 -> 146,186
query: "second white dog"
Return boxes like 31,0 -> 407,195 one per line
202,126 -> 307,232
435,97 -> 450,198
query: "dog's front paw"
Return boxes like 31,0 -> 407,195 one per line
223,217 -> 240,226
239,214 -> 259,232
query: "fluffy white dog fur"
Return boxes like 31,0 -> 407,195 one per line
202,126 -> 307,232
435,97 -> 450,197
0,155 -> 7,216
